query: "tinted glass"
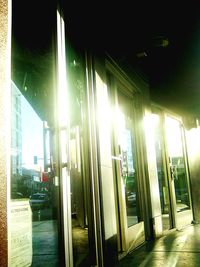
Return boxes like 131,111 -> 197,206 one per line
11,1 -> 62,266
153,114 -> 171,231
117,91 -> 140,227
165,116 -> 190,212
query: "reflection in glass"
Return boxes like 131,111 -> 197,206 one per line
11,82 -> 44,198
165,116 -> 190,212
117,92 -> 140,227
67,45 -> 90,266
11,1 -> 61,265
11,81 -> 60,265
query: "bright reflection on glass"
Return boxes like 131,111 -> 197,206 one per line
145,113 -> 159,126
11,82 -> 44,195
11,1 -> 60,264
22,96 -> 43,171
149,113 -> 171,231
95,72 -> 111,156
165,117 -> 183,157
68,51 -> 90,265
115,92 -> 140,228
143,114 -> 161,202
11,80 -> 60,264
143,113 -> 159,152
165,116 -> 190,212
185,127 -> 200,160
57,10 -> 69,128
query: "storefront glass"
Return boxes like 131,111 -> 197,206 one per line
11,1 -> 62,265
165,116 -> 190,212
11,2 -> 93,266
116,91 -> 140,227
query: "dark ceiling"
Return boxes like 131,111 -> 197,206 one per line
66,2 -> 200,117
12,1 -> 200,118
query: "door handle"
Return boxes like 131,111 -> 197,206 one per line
170,165 -> 178,180
62,162 -> 69,168
111,155 -> 121,160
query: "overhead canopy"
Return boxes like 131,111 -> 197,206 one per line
12,0 -> 200,117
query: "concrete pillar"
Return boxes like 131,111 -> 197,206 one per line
0,0 -> 11,266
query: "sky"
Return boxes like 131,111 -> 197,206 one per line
21,94 -> 44,170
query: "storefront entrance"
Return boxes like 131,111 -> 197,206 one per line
107,70 -> 146,256
152,109 -> 193,232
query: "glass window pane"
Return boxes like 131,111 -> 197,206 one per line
67,45 -> 91,266
152,114 -> 171,231
117,91 -> 140,227
11,1 -> 61,265
165,116 -> 190,212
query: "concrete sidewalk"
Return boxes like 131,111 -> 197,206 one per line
32,220 -> 59,267
117,223 -> 200,267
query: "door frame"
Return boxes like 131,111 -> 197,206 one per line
152,105 -> 193,231
164,112 -> 193,229
106,61 -> 146,256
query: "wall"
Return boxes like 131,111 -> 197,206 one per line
0,0 -> 11,266
185,124 -> 200,223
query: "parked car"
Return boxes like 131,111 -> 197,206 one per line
125,176 -> 137,206
11,191 -> 24,199
29,192 -> 50,210
126,191 -> 136,206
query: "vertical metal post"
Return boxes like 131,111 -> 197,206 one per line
56,8 -> 73,267
85,52 -> 104,267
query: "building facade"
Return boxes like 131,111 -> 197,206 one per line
1,1 -> 200,267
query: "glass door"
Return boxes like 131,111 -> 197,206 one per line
165,115 -> 193,228
111,83 -> 145,254
57,10 -> 96,267
152,110 -> 193,232
66,45 -> 93,267
151,113 -> 172,231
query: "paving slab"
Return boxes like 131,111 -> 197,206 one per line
117,224 -> 200,267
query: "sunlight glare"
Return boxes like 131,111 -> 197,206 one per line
57,11 -> 69,128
